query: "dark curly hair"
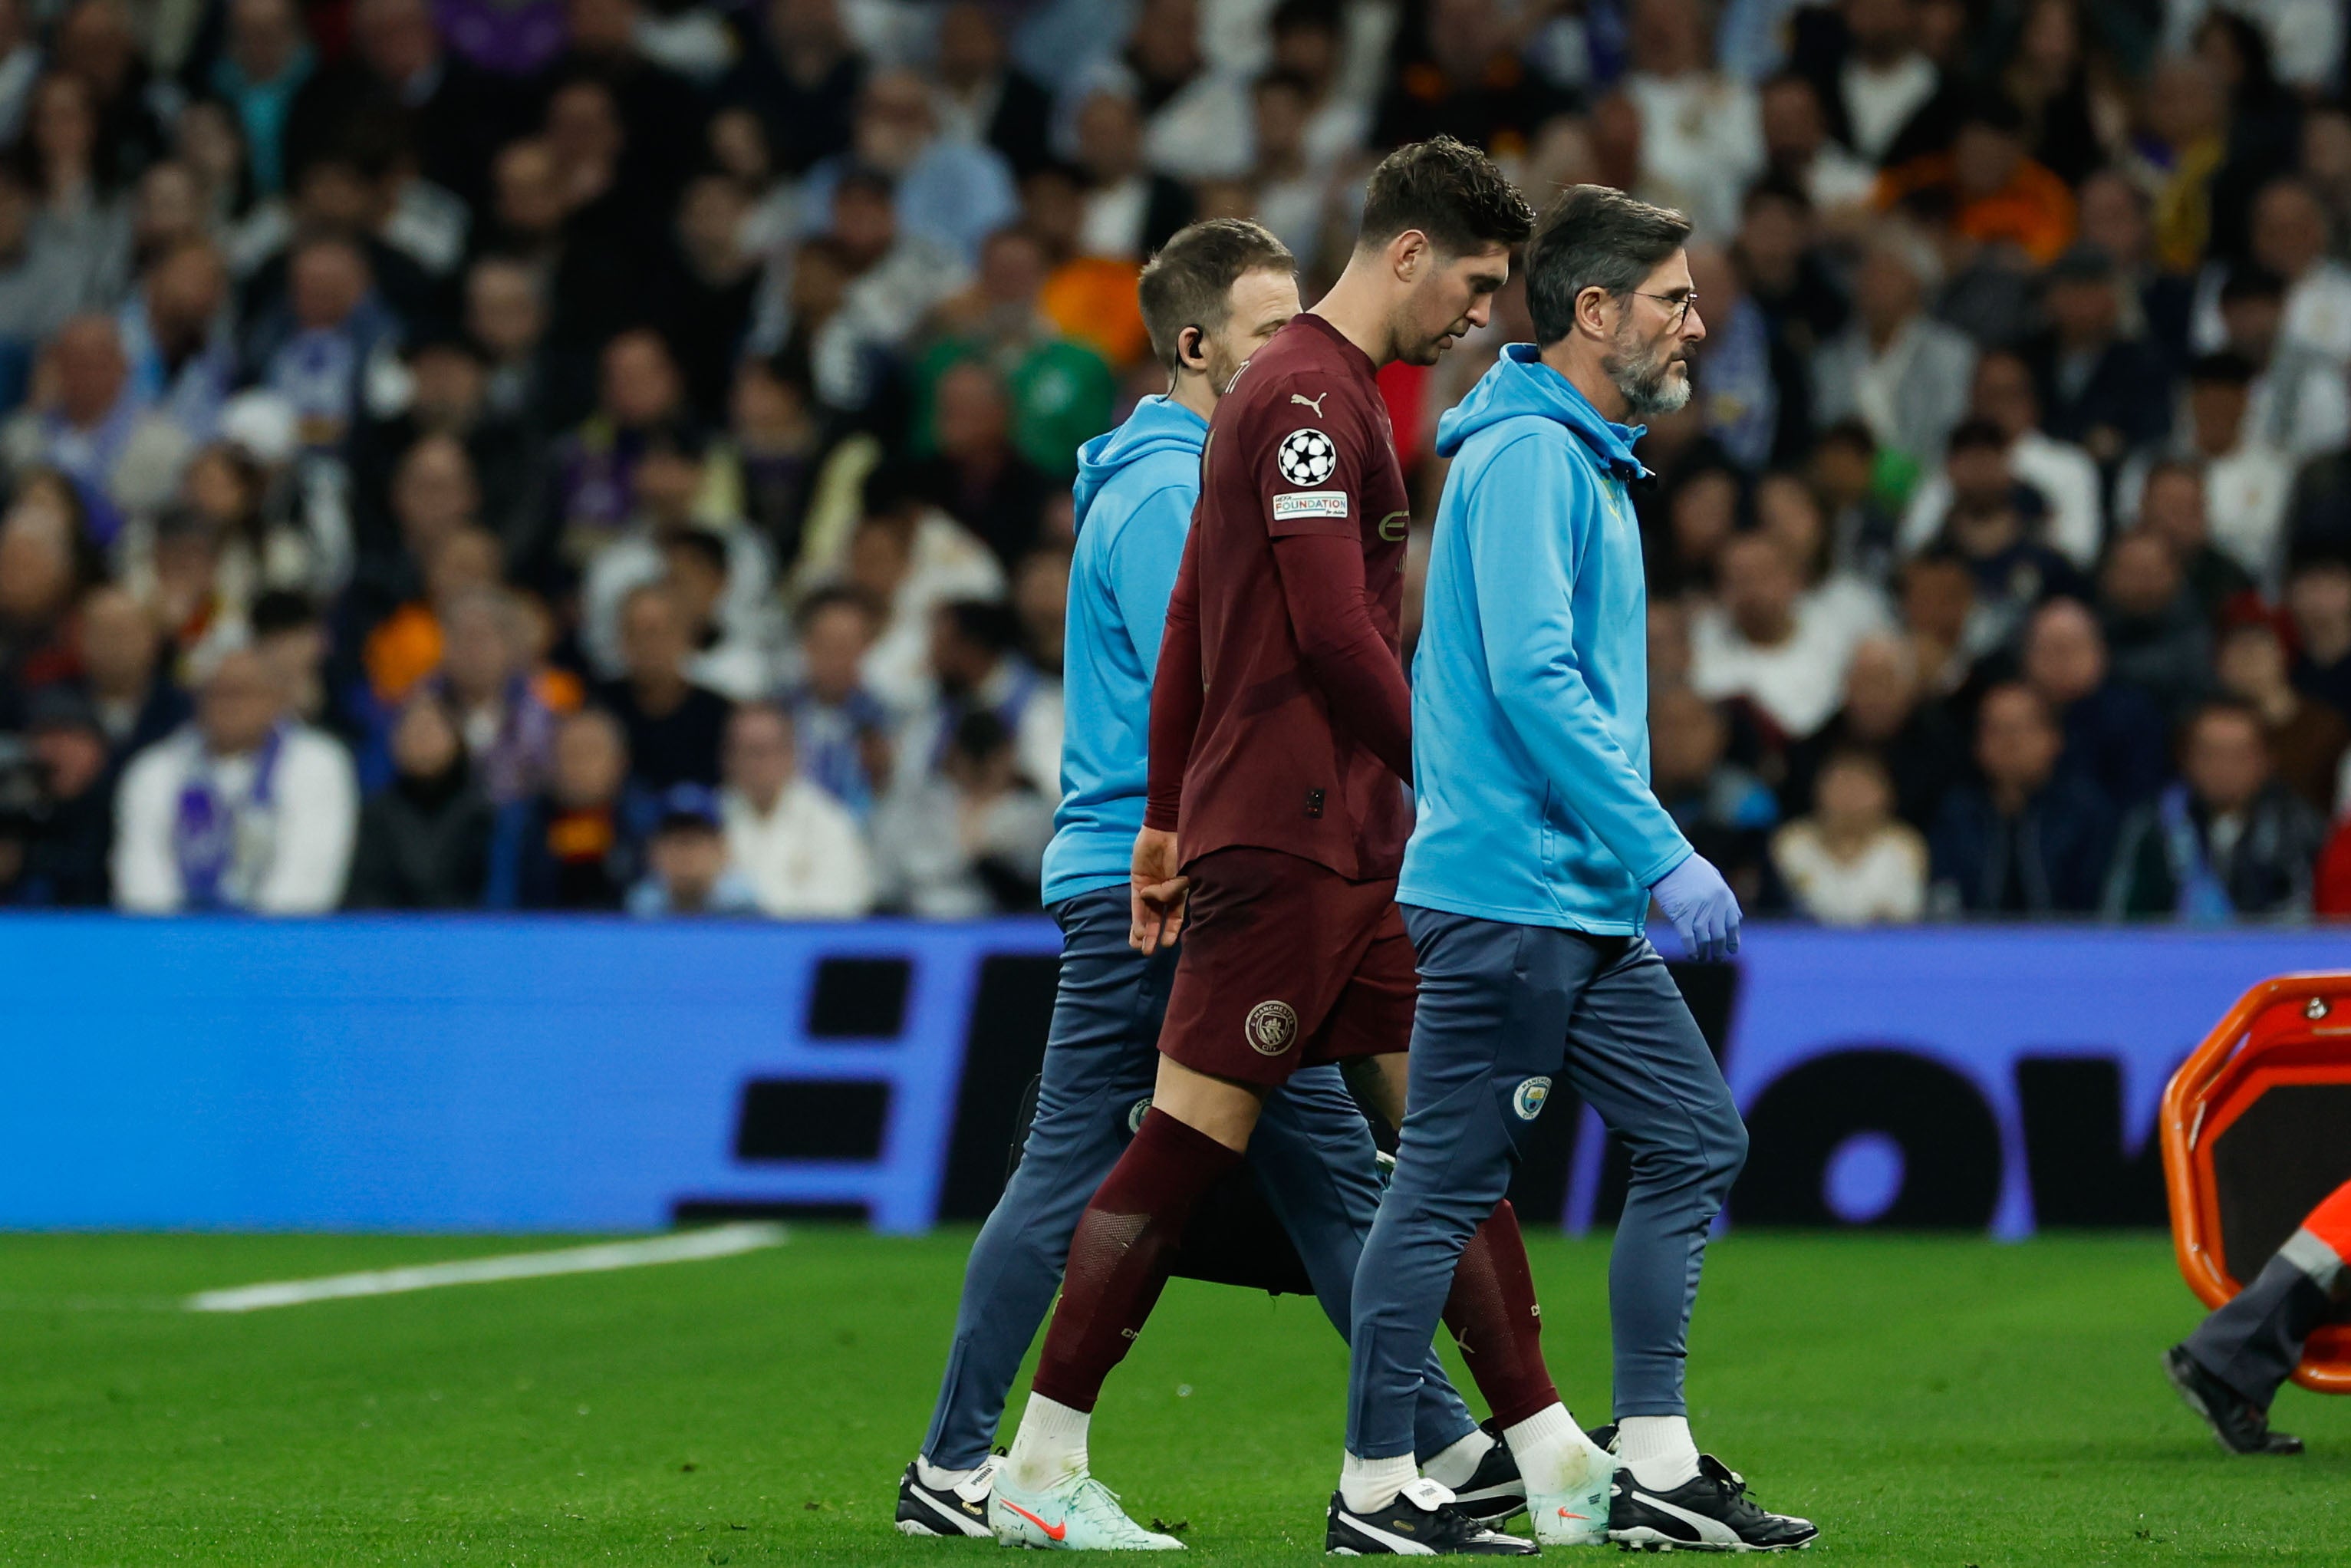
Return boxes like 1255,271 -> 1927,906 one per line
1356,136 -> 1535,259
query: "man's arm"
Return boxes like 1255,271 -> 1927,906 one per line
1266,531 -> 1413,781
1258,407 -> 1411,781
1467,436 -> 1691,887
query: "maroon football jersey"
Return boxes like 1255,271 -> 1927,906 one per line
1157,312 -> 1414,881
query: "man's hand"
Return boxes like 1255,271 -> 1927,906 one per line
1130,827 -> 1190,954
1650,853 -> 1742,962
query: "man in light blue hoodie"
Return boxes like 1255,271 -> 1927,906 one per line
1340,186 -> 1819,1553
899,219 -> 1516,1547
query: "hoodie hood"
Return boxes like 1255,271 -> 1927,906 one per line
1072,394 -> 1208,533
1434,344 -> 1647,480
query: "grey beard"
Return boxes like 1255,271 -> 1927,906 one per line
1605,338 -> 1692,416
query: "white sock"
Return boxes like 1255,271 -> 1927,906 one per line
1341,1451 -> 1420,1514
915,1456 -> 982,1491
1503,1402 -> 1592,1494
1420,1426 -> 1496,1491
1005,1394 -> 1090,1491
1618,1415 -> 1699,1490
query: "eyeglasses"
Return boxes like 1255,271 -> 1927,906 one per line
1628,290 -> 1697,328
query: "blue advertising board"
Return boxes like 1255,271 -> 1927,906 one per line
0,915 -> 2340,1234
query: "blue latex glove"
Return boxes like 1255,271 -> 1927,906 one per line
1651,852 -> 1742,962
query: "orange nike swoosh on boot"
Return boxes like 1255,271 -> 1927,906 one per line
1002,1500 -> 1068,1541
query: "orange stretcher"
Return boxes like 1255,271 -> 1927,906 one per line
2160,972 -> 2351,1394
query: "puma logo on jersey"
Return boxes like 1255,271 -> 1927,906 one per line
1289,390 -> 1328,415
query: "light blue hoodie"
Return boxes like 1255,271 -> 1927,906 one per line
1398,344 -> 1693,932
1040,395 -> 1206,905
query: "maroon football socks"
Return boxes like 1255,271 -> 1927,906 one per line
1443,1199 -> 1561,1429
1029,1108 -> 1242,1412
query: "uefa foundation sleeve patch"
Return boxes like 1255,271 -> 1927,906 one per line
1272,490 -> 1349,520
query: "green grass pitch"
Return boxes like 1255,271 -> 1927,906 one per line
0,1229 -> 2343,1565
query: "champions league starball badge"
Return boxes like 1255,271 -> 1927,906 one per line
1276,428 -> 1338,486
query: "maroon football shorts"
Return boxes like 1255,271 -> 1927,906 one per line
1156,846 -> 1417,1089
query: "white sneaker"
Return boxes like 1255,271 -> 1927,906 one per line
1525,1428 -> 1615,1547
989,1468 -> 1186,1550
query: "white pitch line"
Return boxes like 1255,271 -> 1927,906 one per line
183,1222 -> 789,1313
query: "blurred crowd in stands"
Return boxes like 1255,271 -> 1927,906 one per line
0,0 -> 2346,924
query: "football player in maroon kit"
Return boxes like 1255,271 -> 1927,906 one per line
990,140 -> 1591,1555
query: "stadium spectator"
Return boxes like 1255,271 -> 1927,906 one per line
2106,700 -> 2327,920
0,490 -> 87,725
579,428 -> 778,689
2124,352 -> 2291,589
1067,88 -> 1193,265
1755,74 -> 1874,216
2022,596 -> 2170,809
1798,0 -> 1941,166
2286,557 -> 2351,720
718,701 -> 869,917
1650,684 -> 1779,908
344,691 -> 495,909
120,239 -> 235,446
929,3 -> 1052,180
1934,427 -> 2089,651
2093,529 -> 2208,716
1684,243 -> 1787,469
2214,265 -> 2349,463
2,314 -> 192,526
798,67 -> 1017,272
1781,631 -> 1965,832
2138,460 -> 2256,623
1622,0 -> 1764,239
1813,227 -> 1977,469
2236,178 -> 2351,367
112,644 -> 357,913
71,582 -> 186,762
627,781 -> 759,917
1371,0 -> 1572,159
249,236 -> 400,456
719,0 -> 864,176
1690,529 -> 1865,741
8,684 -> 114,904
2022,240 -> 2173,466
1770,747 -> 1928,925
597,581 -> 729,792
914,229 -> 1117,482
427,586 -> 565,806
486,705 -> 637,911
901,597 -> 1061,803
781,585 -> 891,819
364,522 -> 503,708
250,589 -> 363,760
869,707 -> 1050,917
549,328 -> 693,565
1901,348 -> 2101,568
906,357 -> 1055,572
1929,681 -> 2113,915
2214,612 -> 2349,818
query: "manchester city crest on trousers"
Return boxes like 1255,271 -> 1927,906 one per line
1512,1076 -> 1553,1121
1245,1000 -> 1299,1056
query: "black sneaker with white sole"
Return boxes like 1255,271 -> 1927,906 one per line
894,1455 -> 999,1538
1327,1478 -> 1538,1556
1447,1421 -> 1527,1527
1608,1454 -> 1817,1552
